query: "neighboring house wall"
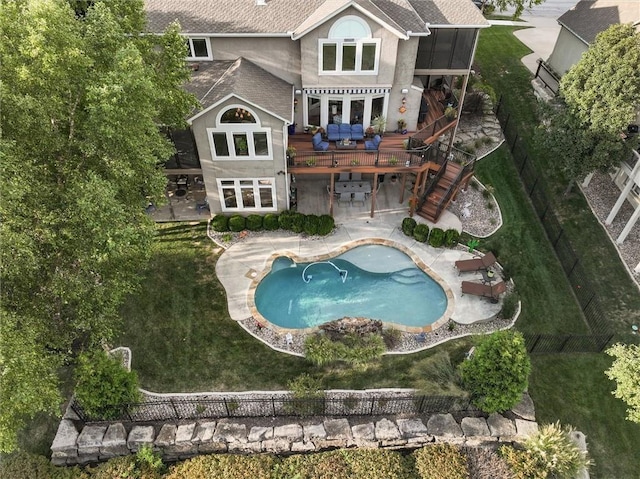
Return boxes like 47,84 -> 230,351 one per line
191,98 -> 288,215
547,27 -> 588,76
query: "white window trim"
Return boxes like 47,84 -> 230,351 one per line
318,38 -> 380,75
208,127 -> 273,160
217,178 -> 277,212
185,37 -> 212,61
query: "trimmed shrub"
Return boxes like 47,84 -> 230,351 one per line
303,214 -> 320,235
443,229 -> 460,247
402,217 -> 417,236
74,350 -> 142,420
245,214 -> 263,231
304,333 -> 385,367
278,450 -> 350,479
413,223 -> 429,243
164,453 -> 275,479
89,454 -> 162,479
500,445 -> 546,479
278,210 -> 295,230
499,292 -> 519,319
290,212 -> 306,233
228,215 -> 246,232
211,214 -> 229,232
317,214 -> 335,236
263,213 -> 279,230
343,449 -> 415,479
459,331 -> 531,413
0,452 -> 83,479
414,444 -> 469,479
428,228 -> 445,247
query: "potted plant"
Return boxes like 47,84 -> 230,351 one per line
444,106 -> 457,121
388,156 -> 399,166
286,146 -> 297,160
397,118 -> 407,134
306,157 -> 317,167
371,115 -> 386,135
365,125 -> 376,138
350,159 -> 360,166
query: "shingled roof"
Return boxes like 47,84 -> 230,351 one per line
557,0 -> 640,45
144,0 -> 488,35
185,58 -> 294,123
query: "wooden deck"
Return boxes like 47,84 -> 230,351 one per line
289,89 -> 450,155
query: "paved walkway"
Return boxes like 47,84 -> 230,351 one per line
215,213 -> 503,333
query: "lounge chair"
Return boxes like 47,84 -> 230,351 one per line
365,134 -> 381,151
312,133 -> 329,151
461,280 -> 506,302
454,252 -> 496,274
351,172 -> 362,181
339,172 -> 351,181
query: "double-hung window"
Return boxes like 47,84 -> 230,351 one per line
320,16 -> 379,75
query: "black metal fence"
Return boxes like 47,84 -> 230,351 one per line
494,96 -> 613,344
534,59 -> 560,95
70,394 -> 475,424
523,334 -> 613,354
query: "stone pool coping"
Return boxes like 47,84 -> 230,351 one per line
247,238 -> 456,334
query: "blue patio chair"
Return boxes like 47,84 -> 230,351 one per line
350,124 -> 364,141
312,133 -> 329,151
326,124 -> 340,141
365,134 -> 381,151
339,123 -> 352,140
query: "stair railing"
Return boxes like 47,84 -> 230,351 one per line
416,154 -> 449,212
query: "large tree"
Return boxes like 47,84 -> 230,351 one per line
539,23 -> 640,193
561,23 -> 640,137
0,0 -> 196,451
480,0 -> 545,18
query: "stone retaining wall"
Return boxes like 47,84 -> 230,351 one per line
51,410 -> 539,466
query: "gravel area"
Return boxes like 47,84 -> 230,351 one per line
581,171 -> 640,283
447,179 -> 502,238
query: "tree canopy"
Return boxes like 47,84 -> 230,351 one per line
539,23 -> 640,192
0,0 -> 196,452
605,343 -> 640,424
561,23 -> 640,137
482,0 -> 546,18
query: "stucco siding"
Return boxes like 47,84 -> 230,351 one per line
547,27 -> 588,77
190,97 -> 288,214
299,8 -> 399,87
212,37 -> 302,87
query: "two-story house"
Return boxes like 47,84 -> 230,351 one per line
145,0 -> 488,219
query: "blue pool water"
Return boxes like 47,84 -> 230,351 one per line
254,245 -> 447,329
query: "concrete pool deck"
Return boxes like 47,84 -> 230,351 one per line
215,212 -> 503,332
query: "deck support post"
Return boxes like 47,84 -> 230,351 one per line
370,172 -> 378,218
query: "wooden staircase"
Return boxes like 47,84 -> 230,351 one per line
417,161 -> 465,222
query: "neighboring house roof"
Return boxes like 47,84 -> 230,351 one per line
144,0 -> 488,35
184,58 -> 294,123
557,0 -> 640,45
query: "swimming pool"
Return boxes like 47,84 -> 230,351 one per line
252,243 -> 451,331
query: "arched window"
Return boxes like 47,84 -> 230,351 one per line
207,105 -> 272,160
320,16 -> 380,74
